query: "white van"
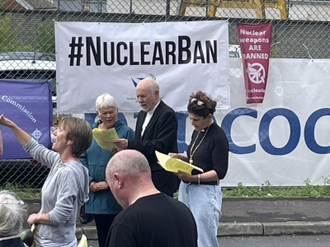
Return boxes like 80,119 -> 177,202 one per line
0,52 -> 57,111
0,52 -> 56,93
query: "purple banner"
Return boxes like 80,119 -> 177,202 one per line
0,80 -> 52,159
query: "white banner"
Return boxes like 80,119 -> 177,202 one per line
55,21 -> 230,114
220,58 -> 330,186
83,58 -> 330,187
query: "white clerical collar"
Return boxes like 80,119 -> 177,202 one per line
201,121 -> 214,132
141,100 -> 161,137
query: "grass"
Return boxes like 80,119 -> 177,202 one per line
0,183 -> 41,200
173,179 -> 330,199
222,179 -> 330,198
3,179 -> 330,200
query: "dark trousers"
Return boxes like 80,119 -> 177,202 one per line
94,214 -> 117,247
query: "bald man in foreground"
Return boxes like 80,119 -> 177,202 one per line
105,150 -> 198,247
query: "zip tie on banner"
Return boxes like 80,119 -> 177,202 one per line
234,19 -> 239,25
303,44 -> 313,61
271,41 -> 281,46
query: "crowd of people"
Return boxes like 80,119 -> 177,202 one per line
0,77 -> 229,247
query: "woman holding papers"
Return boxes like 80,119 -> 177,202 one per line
169,91 -> 229,247
80,93 -> 134,247
0,115 -> 92,247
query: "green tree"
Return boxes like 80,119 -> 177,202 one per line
0,13 -> 21,52
36,21 -> 55,54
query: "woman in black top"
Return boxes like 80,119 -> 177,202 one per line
170,91 -> 229,247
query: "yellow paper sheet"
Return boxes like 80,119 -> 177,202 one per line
92,128 -> 119,150
155,151 -> 203,175
78,234 -> 88,247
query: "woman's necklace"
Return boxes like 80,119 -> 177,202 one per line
189,126 -> 210,164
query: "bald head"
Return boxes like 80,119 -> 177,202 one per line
106,150 -> 156,208
106,150 -> 150,178
136,77 -> 159,91
136,77 -> 160,112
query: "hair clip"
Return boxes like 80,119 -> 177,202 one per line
0,200 -> 25,205
191,98 -> 204,106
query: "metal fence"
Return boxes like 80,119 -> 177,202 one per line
0,0 -> 329,188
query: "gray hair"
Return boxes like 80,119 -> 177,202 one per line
0,190 -> 27,237
150,79 -> 159,92
106,150 -> 150,179
95,93 -> 118,112
145,77 -> 160,92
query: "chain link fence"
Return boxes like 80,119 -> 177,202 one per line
0,0 -> 329,188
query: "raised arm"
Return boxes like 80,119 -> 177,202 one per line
0,115 -> 31,147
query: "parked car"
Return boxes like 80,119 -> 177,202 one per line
0,51 -> 57,98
